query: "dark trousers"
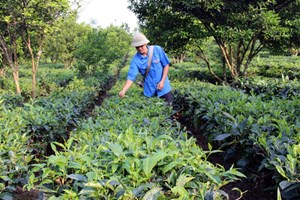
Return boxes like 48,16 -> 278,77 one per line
160,91 -> 173,105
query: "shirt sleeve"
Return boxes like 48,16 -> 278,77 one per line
126,56 -> 139,81
157,46 -> 170,67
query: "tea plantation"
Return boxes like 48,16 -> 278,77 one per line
0,55 -> 299,199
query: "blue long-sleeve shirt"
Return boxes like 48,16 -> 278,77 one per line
126,45 -> 172,97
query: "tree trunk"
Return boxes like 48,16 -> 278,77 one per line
0,35 -> 21,94
0,68 -> 6,77
218,43 -> 238,80
26,37 -> 37,99
222,57 -> 228,83
12,69 -> 21,94
26,36 -> 43,99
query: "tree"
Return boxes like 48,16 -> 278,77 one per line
128,1 -> 205,63
129,0 -> 300,83
0,0 -> 71,98
74,25 -> 131,74
265,2 -> 300,56
0,0 -> 23,94
43,16 -> 93,68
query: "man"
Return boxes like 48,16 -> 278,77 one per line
119,33 -> 173,104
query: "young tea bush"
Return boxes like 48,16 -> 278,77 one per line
172,77 -> 300,197
26,67 -> 246,199
0,104 -> 34,198
0,64 -> 116,198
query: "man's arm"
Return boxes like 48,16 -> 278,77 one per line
119,79 -> 134,97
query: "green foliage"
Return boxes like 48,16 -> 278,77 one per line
170,62 -> 224,84
43,16 -> 93,67
2,23 -> 299,199
21,67 -> 245,199
275,144 -> 300,200
250,55 -> 300,79
266,1 -> 300,55
0,103 -> 33,198
0,0 -> 72,96
171,62 -> 300,198
129,0 -> 300,81
0,64 -> 115,197
74,26 -> 131,74
1,64 -> 77,97
233,76 -> 300,100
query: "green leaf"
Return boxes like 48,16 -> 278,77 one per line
171,186 -> 189,197
214,133 -> 231,141
279,181 -> 300,192
84,181 -> 103,189
162,161 -> 184,174
222,111 -> 236,122
277,187 -> 282,200
208,143 -> 213,151
40,179 -> 54,185
143,151 -> 167,177
0,193 -> 13,200
176,174 -> 194,187
68,162 -> 82,169
108,143 -> 124,157
142,186 -> 162,200
206,173 -> 222,184
238,118 -> 248,131
275,165 -> 289,180
67,174 -> 87,182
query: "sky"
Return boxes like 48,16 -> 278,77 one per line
77,0 -> 139,31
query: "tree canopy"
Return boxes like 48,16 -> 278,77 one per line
74,25 -> 132,74
129,0 -> 300,82
0,0 -> 71,97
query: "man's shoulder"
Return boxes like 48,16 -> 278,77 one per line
152,45 -> 161,48
151,45 -> 164,52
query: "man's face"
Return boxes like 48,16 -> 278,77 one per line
135,44 -> 147,56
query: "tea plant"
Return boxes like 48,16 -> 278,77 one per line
0,64 -> 117,198
172,73 -> 300,198
250,55 -> 300,80
25,67 -> 246,199
0,105 -> 34,199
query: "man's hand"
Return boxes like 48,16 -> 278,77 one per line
119,90 -> 126,97
157,81 -> 164,90
119,80 -> 134,98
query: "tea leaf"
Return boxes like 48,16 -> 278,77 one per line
85,181 -> 103,189
277,187 -> 282,200
162,161 -> 184,174
275,165 -> 289,180
142,186 -> 162,200
108,143 -> 125,157
0,193 -> 13,200
222,111 -> 236,122
176,174 -> 194,187
214,133 -> 231,141
67,174 -> 87,182
143,151 -> 167,177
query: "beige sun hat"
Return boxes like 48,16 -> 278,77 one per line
131,33 -> 150,47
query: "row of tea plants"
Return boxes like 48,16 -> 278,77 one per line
171,61 -> 300,199
15,66 -> 246,199
0,63 -> 117,199
0,63 -> 76,99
